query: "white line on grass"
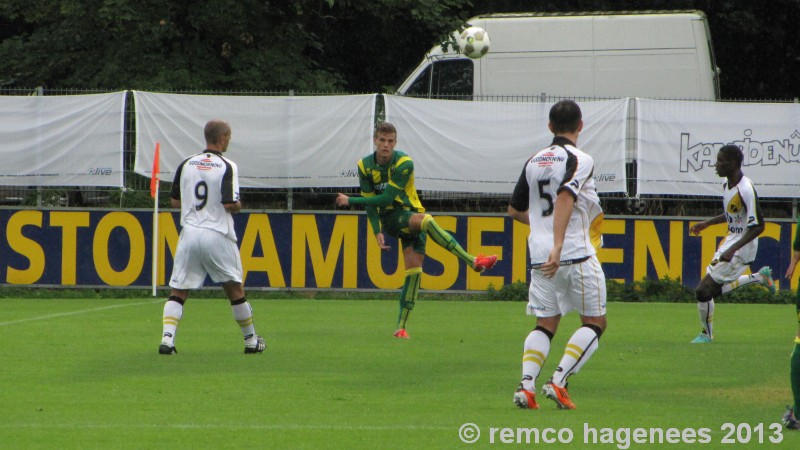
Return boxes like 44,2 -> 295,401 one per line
0,300 -> 162,327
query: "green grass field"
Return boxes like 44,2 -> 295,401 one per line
0,297 -> 798,449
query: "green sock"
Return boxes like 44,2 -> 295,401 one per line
794,290 -> 800,414
397,268 -> 421,329
792,341 -> 800,415
796,286 -> 800,317
420,215 -> 475,267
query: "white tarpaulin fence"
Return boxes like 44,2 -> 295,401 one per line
133,91 -> 376,188
384,95 -> 629,194
636,99 -> 800,198
0,92 -> 126,187
2,91 -> 799,198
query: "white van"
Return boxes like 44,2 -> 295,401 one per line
396,11 -> 721,100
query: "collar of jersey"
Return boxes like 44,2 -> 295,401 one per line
372,151 -> 395,167
204,149 -> 223,156
550,136 -> 575,148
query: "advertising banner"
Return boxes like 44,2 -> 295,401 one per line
1,210 -> 795,292
133,92 -> 376,188
636,99 -> 800,197
0,92 -> 126,187
384,96 -> 628,194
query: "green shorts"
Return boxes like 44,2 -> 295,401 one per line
380,209 -> 426,254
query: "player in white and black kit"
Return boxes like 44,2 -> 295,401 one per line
159,119 -> 266,355
688,144 -> 774,344
508,100 -> 606,410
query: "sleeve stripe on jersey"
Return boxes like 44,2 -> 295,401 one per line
557,150 -> 581,199
219,155 -> 236,203
170,156 -> 192,200
357,159 -> 367,177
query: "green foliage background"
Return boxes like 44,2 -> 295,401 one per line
0,0 -> 797,99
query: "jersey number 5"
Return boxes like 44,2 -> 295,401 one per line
537,180 -> 554,217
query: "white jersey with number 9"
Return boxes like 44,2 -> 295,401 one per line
171,151 -> 240,242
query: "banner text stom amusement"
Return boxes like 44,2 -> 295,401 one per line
0,210 -> 796,291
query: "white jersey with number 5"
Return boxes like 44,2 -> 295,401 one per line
171,150 -> 239,242
513,139 -> 603,264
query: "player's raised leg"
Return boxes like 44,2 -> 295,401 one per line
758,266 -> 776,293
718,266 -> 775,295
419,214 -> 497,272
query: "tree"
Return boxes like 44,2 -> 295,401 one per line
0,0 -> 797,99
0,0 -> 341,90
0,0 -> 471,91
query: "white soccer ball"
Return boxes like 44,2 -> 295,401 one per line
459,26 -> 490,59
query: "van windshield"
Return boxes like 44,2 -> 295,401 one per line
405,59 -> 473,99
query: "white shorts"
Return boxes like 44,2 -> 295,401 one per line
169,225 -> 243,289
705,251 -> 750,284
526,255 -> 607,318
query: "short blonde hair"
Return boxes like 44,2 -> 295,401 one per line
374,122 -> 397,138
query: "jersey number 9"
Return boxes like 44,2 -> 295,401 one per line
194,181 -> 208,211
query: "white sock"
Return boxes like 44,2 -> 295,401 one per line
521,329 -> 551,391
721,273 -> 761,294
231,301 -> 257,343
161,300 -> 183,345
698,300 -> 714,337
551,326 -> 600,387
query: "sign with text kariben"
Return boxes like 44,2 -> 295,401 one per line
0,210 -> 796,291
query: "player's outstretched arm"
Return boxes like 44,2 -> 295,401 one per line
335,193 -> 350,207
346,185 -> 401,208
690,214 -> 726,235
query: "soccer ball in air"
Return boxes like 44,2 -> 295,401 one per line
459,26 -> 490,59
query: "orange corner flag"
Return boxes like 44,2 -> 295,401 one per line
150,142 -> 160,199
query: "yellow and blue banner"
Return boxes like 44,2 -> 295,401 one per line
0,210 -> 796,291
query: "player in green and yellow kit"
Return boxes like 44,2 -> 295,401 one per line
336,122 -> 497,338
783,214 -> 800,430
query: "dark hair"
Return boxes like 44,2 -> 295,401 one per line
204,120 -> 230,145
374,122 -> 397,137
718,144 -> 744,168
549,100 -> 582,134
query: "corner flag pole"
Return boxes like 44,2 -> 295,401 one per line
150,142 -> 161,297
